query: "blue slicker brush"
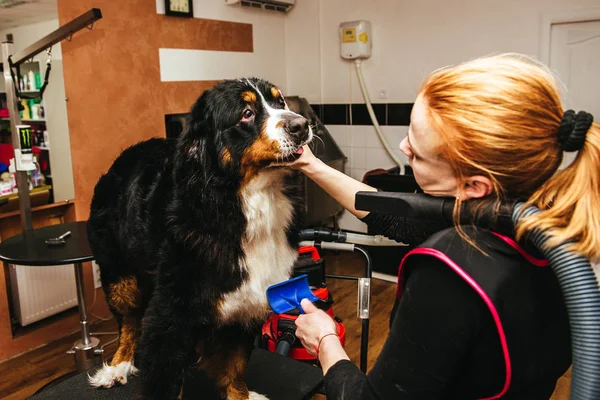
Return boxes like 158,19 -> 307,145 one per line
266,274 -> 319,314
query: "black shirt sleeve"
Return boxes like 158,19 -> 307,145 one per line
323,257 -> 486,400
360,212 -> 451,245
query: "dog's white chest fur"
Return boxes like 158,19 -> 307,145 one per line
219,170 -> 297,325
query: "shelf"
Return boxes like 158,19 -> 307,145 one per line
0,199 -> 73,220
36,146 -> 50,151
0,118 -> 45,122
0,184 -> 52,202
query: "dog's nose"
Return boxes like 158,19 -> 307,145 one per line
288,116 -> 307,134
284,115 -> 309,140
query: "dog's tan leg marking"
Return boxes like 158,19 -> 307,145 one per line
88,277 -> 140,388
109,276 -> 140,314
198,345 -> 254,400
111,315 -> 138,366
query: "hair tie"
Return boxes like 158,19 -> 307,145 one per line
558,110 -> 593,152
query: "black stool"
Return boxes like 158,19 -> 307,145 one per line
0,221 -> 103,371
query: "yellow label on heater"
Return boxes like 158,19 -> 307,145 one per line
359,32 -> 369,44
342,28 -> 357,43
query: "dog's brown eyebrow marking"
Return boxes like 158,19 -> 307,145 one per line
221,148 -> 232,165
270,87 -> 280,99
241,91 -> 257,103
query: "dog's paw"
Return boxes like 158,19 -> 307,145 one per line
248,391 -> 269,400
88,361 -> 138,388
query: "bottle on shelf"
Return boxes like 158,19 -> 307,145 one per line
8,159 -> 17,193
28,71 -> 36,91
31,156 -> 43,188
20,100 -> 30,120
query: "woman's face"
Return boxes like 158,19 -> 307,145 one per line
399,94 -> 459,198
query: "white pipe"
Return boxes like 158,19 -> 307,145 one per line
354,59 -> 406,175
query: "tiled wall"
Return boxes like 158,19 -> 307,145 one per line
314,102 -> 411,177
309,102 -> 412,232
312,101 -> 412,180
327,124 -> 408,181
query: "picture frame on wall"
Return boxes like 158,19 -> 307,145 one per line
165,0 -> 194,18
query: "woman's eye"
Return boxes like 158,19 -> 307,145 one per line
242,109 -> 254,120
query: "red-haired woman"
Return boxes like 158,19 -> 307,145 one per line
291,53 -> 598,399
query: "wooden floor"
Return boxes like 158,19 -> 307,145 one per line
0,251 -> 571,399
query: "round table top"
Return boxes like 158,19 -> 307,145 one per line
0,221 -> 94,266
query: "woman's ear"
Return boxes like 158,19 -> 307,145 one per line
460,175 -> 493,200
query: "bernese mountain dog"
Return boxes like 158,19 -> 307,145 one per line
86,78 -> 313,400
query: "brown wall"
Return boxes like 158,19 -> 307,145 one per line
57,0 -> 253,220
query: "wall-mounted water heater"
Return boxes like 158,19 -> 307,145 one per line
339,20 -> 372,60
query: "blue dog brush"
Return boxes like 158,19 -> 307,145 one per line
266,274 -> 319,314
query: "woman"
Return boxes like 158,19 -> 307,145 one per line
291,53 -> 600,399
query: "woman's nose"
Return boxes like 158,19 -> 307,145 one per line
399,136 -> 411,157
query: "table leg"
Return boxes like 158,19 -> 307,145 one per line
67,262 -> 102,372
74,262 -> 91,345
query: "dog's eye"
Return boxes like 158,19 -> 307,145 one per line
242,109 -> 254,121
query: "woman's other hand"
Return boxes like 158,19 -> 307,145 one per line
295,298 -> 338,356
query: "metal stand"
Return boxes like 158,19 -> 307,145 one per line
1,8 -> 102,233
67,262 -> 103,372
1,40 -> 33,233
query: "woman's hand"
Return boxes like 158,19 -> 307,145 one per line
289,145 -> 320,173
295,298 -> 338,356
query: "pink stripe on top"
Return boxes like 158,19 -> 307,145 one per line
398,248 -> 512,400
490,232 -> 548,267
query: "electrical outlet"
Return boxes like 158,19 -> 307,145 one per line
92,261 -> 102,289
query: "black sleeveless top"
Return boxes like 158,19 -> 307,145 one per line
323,220 -> 571,400
398,227 -> 571,399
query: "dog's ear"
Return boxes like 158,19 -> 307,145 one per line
175,91 -> 216,172
185,90 -> 214,140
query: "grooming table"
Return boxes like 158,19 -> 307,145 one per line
29,348 -> 324,400
0,221 -> 102,371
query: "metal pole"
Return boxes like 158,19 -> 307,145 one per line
1,38 -> 33,232
356,246 -> 372,373
74,262 -> 91,346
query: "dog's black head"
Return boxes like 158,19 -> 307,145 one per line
179,77 -> 313,182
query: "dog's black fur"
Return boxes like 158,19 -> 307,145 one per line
87,78 -> 312,400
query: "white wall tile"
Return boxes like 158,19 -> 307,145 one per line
381,126 -> 408,149
339,146 -> 352,169
350,147 -> 367,169
351,125 -> 368,147
366,148 -> 397,170
325,125 -> 351,147
350,168 -> 368,181
363,126 -> 382,149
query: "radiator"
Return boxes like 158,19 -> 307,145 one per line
9,264 -> 78,326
